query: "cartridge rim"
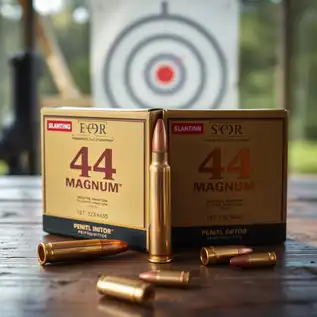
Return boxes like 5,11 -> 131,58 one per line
96,275 -> 107,295
200,247 -> 217,266
180,271 -> 191,284
96,276 -> 155,303
268,252 -> 277,262
37,243 -> 48,265
148,254 -> 173,264
133,283 -> 155,302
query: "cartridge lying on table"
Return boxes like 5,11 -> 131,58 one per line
37,239 -> 128,265
97,276 -> 155,304
200,245 -> 253,265
230,252 -> 277,268
139,270 -> 190,287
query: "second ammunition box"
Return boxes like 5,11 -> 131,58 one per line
163,109 -> 287,247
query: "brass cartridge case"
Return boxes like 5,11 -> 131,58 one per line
139,270 -> 190,287
148,119 -> 172,264
148,262 -> 173,272
230,252 -> 277,268
97,276 -> 155,304
200,245 -> 253,265
37,239 -> 128,265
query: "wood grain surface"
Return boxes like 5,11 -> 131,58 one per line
0,176 -> 317,317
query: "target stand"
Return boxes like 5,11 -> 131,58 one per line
102,1 -> 229,109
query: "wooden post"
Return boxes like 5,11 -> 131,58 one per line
19,0 -> 81,98
24,0 -> 39,174
280,0 -> 293,112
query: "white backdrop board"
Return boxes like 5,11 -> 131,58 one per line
90,0 -> 240,109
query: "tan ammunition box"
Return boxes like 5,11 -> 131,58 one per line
41,107 -> 161,250
163,109 -> 288,246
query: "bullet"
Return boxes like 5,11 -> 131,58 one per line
37,239 -> 128,265
97,276 -> 155,304
139,270 -> 191,287
148,119 -> 172,264
200,245 -> 253,265
230,252 -> 277,269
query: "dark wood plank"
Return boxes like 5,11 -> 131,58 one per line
0,202 -> 42,223
0,176 -> 317,317
287,200 -> 317,246
288,176 -> 317,201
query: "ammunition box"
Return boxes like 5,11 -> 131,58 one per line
41,107 -> 161,250
41,107 -> 287,249
163,109 -> 288,246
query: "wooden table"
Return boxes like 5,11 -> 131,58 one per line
1,176 -> 317,317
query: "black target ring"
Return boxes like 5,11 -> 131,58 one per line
103,2 -> 227,109
144,53 -> 186,95
125,34 -> 205,109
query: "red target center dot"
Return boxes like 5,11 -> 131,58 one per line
156,65 -> 174,84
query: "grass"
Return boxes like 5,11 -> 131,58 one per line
0,161 -> 7,174
289,140 -> 317,174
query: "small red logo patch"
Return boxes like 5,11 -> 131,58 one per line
171,123 -> 204,134
47,120 -> 72,132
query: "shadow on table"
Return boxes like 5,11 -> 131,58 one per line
98,297 -> 154,317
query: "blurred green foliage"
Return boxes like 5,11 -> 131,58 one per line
0,0 -> 316,174
0,160 -> 8,174
289,141 -> 317,174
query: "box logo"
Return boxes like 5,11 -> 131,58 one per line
47,120 -> 72,132
72,120 -> 114,142
209,123 -> 243,136
79,121 -> 109,136
172,123 -> 204,134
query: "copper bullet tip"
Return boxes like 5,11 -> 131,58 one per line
230,254 -> 248,266
139,270 -> 191,286
139,271 -> 156,282
37,239 -> 129,265
120,241 -> 129,250
152,119 -> 167,153
101,240 -> 129,250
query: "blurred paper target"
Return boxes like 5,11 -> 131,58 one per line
90,0 -> 239,109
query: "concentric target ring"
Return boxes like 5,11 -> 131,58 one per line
103,2 -> 227,109
144,53 -> 186,95
125,34 -> 206,109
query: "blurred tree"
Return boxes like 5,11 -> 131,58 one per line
239,0 -> 281,109
51,0 -> 90,94
1,0 -> 317,142
0,0 -> 23,125
291,0 -> 317,140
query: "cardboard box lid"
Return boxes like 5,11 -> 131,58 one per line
41,107 -> 162,119
163,108 -> 288,119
